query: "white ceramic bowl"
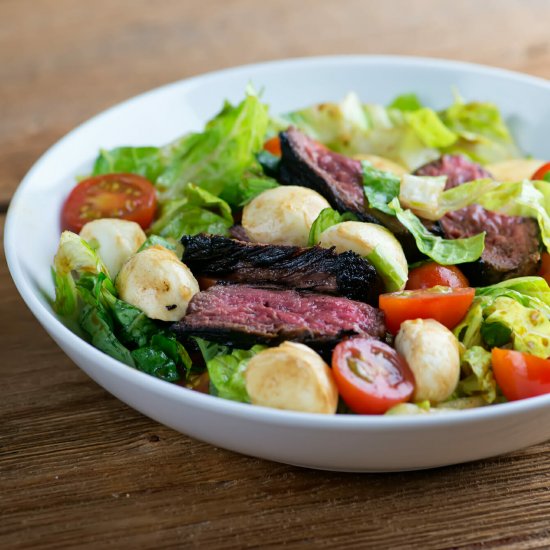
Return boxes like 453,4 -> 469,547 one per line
6,56 -> 550,472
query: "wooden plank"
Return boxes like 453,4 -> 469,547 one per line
2,0 -> 550,204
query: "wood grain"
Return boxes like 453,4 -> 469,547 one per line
2,1 -> 550,548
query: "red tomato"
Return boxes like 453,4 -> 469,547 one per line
406,262 -> 469,290
263,136 -> 281,156
61,173 -> 157,233
492,348 -> 550,401
537,252 -> 550,285
332,338 -> 415,414
531,162 -> 550,182
379,286 -> 475,334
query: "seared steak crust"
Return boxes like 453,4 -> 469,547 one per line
181,234 -> 383,304
279,127 -> 367,218
172,284 -> 386,349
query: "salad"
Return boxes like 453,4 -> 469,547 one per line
51,88 -> 550,415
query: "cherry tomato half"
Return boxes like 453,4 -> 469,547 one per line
263,136 -> 282,156
379,286 -> 475,334
332,338 -> 415,414
492,348 -> 550,401
537,252 -> 550,286
406,262 -> 469,290
531,162 -> 550,182
61,173 -> 157,233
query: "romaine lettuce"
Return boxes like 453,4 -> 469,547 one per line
362,161 -> 401,215
92,146 -> 168,183
389,198 -> 485,264
455,277 -> 550,359
150,183 -> 233,240
279,91 -> 519,170
195,338 -> 266,402
52,233 -> 191,382
455,346 -> 497,403
157,90 -> 269,200
307,208 -> 358,246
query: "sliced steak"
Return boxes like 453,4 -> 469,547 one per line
440,205 -> 540,284
181,234 -> 383,304
278,127 -> 423,259
414,154 -> 493,190
414,155 -> 541,284
279,127 -> 367,218
172,284 -> 386,349
228,225 -> 250,241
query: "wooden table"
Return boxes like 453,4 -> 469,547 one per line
2,1 -> 550,547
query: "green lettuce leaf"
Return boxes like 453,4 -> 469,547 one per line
362,161 -> 401,214
79,303 -> 135,367
484,297 -> 550,358
455,346 -> 497,403
150,183 -> 233,239
396,177 -> 550,250
157,90 -> 269,200
92,146 -> 167,182
220,171 -> 279,207
440,93 -> 520,163
405,108 -> 458,148
398,173 -> 447,220
388,93 -> 423,112
307,208 -> 358,246
476,276 -> 550,314
137,235 -> 182,256
281,92 -> 519,169
52,231 -> 110,316
195,339 -> 267,402
455,277 -> 550,359
131,333 -> 190,383
389,198 -> 485,264
52,237 -> 191,382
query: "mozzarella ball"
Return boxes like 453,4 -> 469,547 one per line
242,186 -> 330,246
395,319 -> 460,403
486,159 -> 545,181
244,342 -> 338,414
116,245 -> 199,322
354,154 -> 408,176
80,218 -> 146,279
318,221 -> 408,291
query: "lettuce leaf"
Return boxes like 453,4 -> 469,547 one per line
307,208 -> 358,246
455,277 -> 550,359
280,92 -> 519,169
52,231 -> 110,317
131,334 -> 191,382
362,161 -> 401,214
157,90 -> 269,200
388,93 -> 423,112
92,146 -> 168,183
389,198 -> 485,264
150,183 -> 233,240
455,346 -> 497,403
440,94 -> 519,163
405,108 -> 458,148
52,235 -> 190,381
195,339 -> 266,402
219,171 -> 279,207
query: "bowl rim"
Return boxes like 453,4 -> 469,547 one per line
6,53 -> 550,430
